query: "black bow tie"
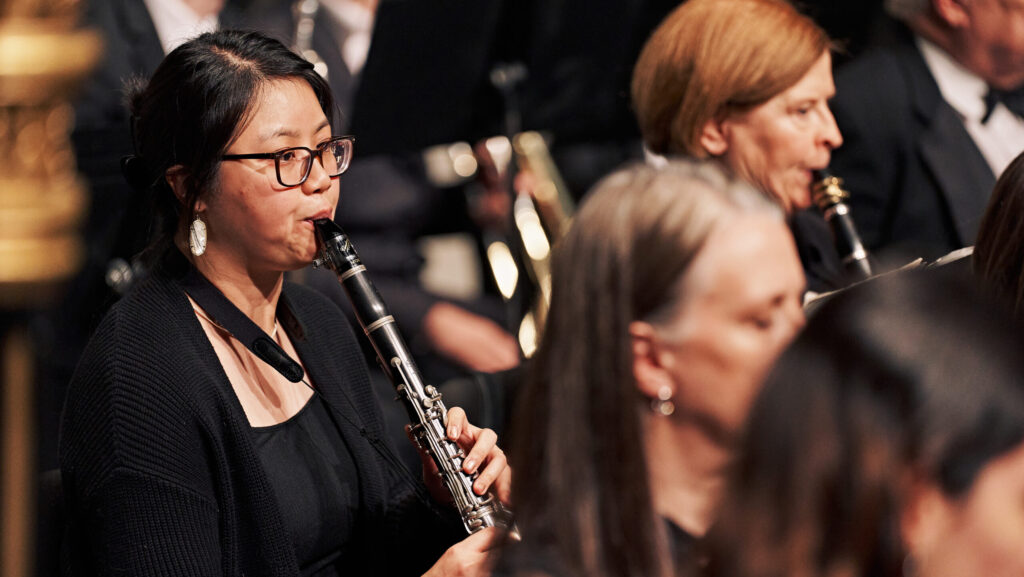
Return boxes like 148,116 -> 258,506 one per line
982,85 -> 1024,123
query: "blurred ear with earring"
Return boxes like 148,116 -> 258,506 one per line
631,320 -> 677,417
652,386 -> 675,416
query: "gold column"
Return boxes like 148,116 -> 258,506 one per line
0,1 -> 100,576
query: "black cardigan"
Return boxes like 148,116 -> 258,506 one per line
60,270 -> 462,576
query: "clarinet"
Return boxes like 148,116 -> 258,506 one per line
811,170 -> 873,281
312,218 -> 517,536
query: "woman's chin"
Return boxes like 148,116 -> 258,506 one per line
787,189 -> 813,212
288,243 -> 320,269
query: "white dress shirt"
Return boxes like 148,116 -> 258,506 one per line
917,36 -> 1024,177
320,0 -> 376,76
143,0 -> 220,55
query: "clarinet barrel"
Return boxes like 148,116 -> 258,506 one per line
811,170 -> 873,281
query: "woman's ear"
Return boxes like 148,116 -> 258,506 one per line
699,117 -> 730,156
630,321 -> 676,400
165,165 -> 206,212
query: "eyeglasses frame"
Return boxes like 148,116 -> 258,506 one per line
220,135 -> 355,187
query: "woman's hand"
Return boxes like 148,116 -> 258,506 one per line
411,406 -> 512,506
422,527 -> 502,577
422,302 -> 520,373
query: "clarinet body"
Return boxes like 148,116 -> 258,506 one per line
312,218 -> 516,536
812,170 -> 873,281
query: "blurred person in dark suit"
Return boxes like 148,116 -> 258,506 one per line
828,0 -> 1024,262
33,0 -> 246,471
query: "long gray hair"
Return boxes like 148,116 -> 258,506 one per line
507,159 -> 780,577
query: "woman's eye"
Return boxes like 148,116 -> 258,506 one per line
279,150 -> 298,162
750,316 -> 773,330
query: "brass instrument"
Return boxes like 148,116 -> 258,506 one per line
812,170 -> 873,281
507,131 -> 574,354
468,131 -> 574,357
512,131 -> 574,240
418,63 -> 576,356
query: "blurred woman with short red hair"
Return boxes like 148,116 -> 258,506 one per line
633,0 -> 847,292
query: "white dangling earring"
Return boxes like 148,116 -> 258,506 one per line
189,214 -> 207,256
651,385 -> 675,416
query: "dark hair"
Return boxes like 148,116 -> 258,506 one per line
974,150 -> 1024,318
504,160 -> 778,577
126,29 -> 335,269
706,268 -> 1024,577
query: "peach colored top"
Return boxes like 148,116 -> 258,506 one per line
188,296 -> 314,427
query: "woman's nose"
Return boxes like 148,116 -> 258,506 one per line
820,108 -> 843,150
302,153 -> 333,194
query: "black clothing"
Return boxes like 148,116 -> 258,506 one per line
252,395 -> 360,576
60,269 -> 462,576
790,208 -> 849,294
665,518 -> 699,574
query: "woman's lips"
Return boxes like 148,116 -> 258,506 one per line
303,210 -> 334,228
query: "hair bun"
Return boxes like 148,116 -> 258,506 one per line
120,155 -> 152,192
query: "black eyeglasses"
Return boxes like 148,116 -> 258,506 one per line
221,135 -> 355,187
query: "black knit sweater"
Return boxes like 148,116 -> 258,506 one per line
60,270 -> 462,576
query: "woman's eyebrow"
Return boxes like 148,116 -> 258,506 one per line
259,127 -> 300,142
258,120 -> 330,142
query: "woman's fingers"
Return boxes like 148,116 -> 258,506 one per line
446,406 -> 467,440
470,444 -> 506,495
460,427 -> 497,475
443,407 -> 512,498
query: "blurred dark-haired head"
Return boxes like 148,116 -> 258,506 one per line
707,268 -> 1024,577
974,150 -> 1024,319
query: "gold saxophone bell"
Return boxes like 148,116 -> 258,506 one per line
505,132 -> 575,356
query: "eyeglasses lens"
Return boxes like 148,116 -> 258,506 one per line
277,139 -> 352,186
279,149 -> 311,187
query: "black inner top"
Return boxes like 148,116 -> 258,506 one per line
252,394 -> 361,576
